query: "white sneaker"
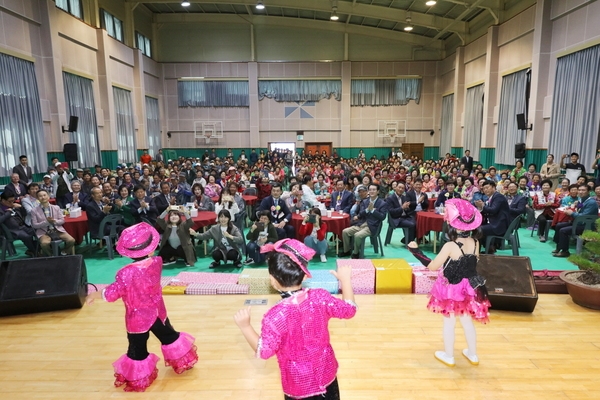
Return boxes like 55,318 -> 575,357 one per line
434,351 -> 455,367
462,349 -> 479,365
320,254 -> 327,263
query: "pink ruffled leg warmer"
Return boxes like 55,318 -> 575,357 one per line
112,353 -> 160,392
161,332 -> 198,374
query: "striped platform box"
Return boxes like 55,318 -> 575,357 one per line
410,263 -> 438,294
336,259 -> 375,295
302,270 -> 339,294
238,268 -> 278,295
372,259 -> 413,294
185,283 -> 218,295
161,276 -> 175,287
174,272 -> 240,284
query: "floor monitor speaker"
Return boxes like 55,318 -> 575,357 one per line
477,255 -> 538,313
0,255 -> 87,317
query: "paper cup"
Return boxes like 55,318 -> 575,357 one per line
327,210 -> 333,218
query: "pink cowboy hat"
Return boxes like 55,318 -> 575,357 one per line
444,198 -> 482,231
260,238 -> 315,278
116,222 -> 161,259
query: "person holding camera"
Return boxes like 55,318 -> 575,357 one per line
244,210 -> 278,265
298,208 -> 329,262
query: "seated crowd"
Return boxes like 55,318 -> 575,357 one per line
1,148 -> 600,265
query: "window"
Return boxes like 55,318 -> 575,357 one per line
136,32 -> 152,58
100,9 -> 124,43
56,0 -> 83,19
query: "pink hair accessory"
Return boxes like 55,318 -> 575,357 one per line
443,198 -> 482,231
260,239 -> 314,278
116,222 -> 161,259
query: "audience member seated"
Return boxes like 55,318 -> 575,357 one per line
40,174 -> 56,198
30,189 -> 75,256
64,181 -> 88,210
157,206 -> 196,267
204,174 -> 222,199
244,210 -> 278,265
386,181 -> 416,244
0,192 -> 38,256
340,183 -> 388,259
434,180 -> 460,207
284,183 -> 306,213
112,185 -> 135,226
257,183 -> 294,240
215,190 -> 240,222
21,183 -> 40,227
331,179 -> 354,214
176,172 -> 192,204
505,182 -> 527,219
153,182 -> 177,215
298,208 -> 329,263
190,183 -> 214,211
552,184 -> 599,257
532,179 -> 559,242
191,209 -> 243,268
560,184 -> 580,207
255,176 -> 272,201
475,180 -> 510,254
129,185 -> 159,225
3,173 -> 27,201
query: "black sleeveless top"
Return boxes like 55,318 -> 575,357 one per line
443,241 -> 486,291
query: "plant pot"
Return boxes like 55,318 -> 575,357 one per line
559,271 -> 600,310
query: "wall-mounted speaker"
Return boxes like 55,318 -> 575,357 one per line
515,143 -> 526,159
63,143 -> 78,162
68,116 -> 79,132
516,113 -> 527,130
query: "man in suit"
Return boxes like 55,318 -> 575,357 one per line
386,181 -> 417,244
152,182 -> 176,215
257,182 -> 294,240
12,155 -> 33,185
129,184 -> 159,225
155,148 -> 165,163
87,187 -> 124,239
340,183 -> 388,259
552,184 -> 599,258
30,189 -> 75,256
0,192 -> 37,256
3,173 -> 27,201
505,182 -> 527,219
331,179 -> 355,214
407,179 -> 430,212
474,180 -> 510,253
63,181 -> 89,210
460,150 -> 474,173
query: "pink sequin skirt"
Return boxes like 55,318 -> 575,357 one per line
427,277 -> 491,324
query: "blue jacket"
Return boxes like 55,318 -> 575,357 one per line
331,190 -> 355,214
573,196 -> 599,218
481,192 -> 511,235
357,197 -> 388,233
506,194 -> 527,219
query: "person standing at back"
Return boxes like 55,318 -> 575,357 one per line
460,150 -> 474,173
12,155 -> 33,185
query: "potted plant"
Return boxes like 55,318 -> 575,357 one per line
560,219 -> 600,310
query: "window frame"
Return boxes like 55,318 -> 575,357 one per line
55,0 -> 84,20
100,8 -> 124,43
135,31 -> 152,58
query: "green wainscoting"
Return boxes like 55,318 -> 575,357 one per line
101,151 -> 119,170
524,149 -> 548,171
424,147 -> 440,161
478,148 -> 548,172
451,147 -> 463,157
478,148 -> 495,169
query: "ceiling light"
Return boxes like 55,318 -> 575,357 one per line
330,8 -> 339,21
256,1 -> 265,10
426,0 -> 437,6
181,1 -> 190,7
404,15 -> 413,31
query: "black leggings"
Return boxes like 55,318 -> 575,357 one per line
127,318 -> 180,361
212,248 -> 241,263
284,378 -> 339,400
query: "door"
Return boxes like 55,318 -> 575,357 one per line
304,142 -> 332,157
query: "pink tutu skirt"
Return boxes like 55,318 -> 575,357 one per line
427,276 -> 491,324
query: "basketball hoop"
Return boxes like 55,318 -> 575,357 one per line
388,131 -> 397,143
204,131 -> 212,144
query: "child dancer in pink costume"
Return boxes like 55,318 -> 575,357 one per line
408,198 -> 491,367
86,222 -> 198,392
234,238 -> 357,400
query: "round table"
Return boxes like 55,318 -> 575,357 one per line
242,195 -> 258,206
63,211 -> 89,245
290,212 -> 350,253
191,211 -> 218,255
416,210 -> 444,252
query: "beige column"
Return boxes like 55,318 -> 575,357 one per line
340,61 -> 351,147
481,25 -> 499,148
133,50 -> 147,149
124,2 -> 136,49
452,46 -> 465,148
248,62 -> 260,148
96,29 -> 115,150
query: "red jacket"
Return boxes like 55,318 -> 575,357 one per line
298,221 -> 328,241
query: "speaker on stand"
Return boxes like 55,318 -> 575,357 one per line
0,255 -> 88,317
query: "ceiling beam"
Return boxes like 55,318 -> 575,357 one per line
153,13 -> 444,50
129,0 -> 468,34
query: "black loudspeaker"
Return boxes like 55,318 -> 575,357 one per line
515,143 -> 526,159
68,115 -> 79,132
516,113 -> 527,130
0,255 -> 88,317
63,143 -> 78,162
477,255 -> 538,313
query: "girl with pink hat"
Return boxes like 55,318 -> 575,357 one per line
86,223 -> 198,392
234,239 -> 357,399
408,198 -> 491,367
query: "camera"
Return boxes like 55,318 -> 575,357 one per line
307,214 -> 317,224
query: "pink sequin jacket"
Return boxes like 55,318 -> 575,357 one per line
257,288 -> 357,399
103,257 -> 167,334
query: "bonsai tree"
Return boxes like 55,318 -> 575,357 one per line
568,219 -> 600,285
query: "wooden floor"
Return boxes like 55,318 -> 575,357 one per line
1,293 -> 600,399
